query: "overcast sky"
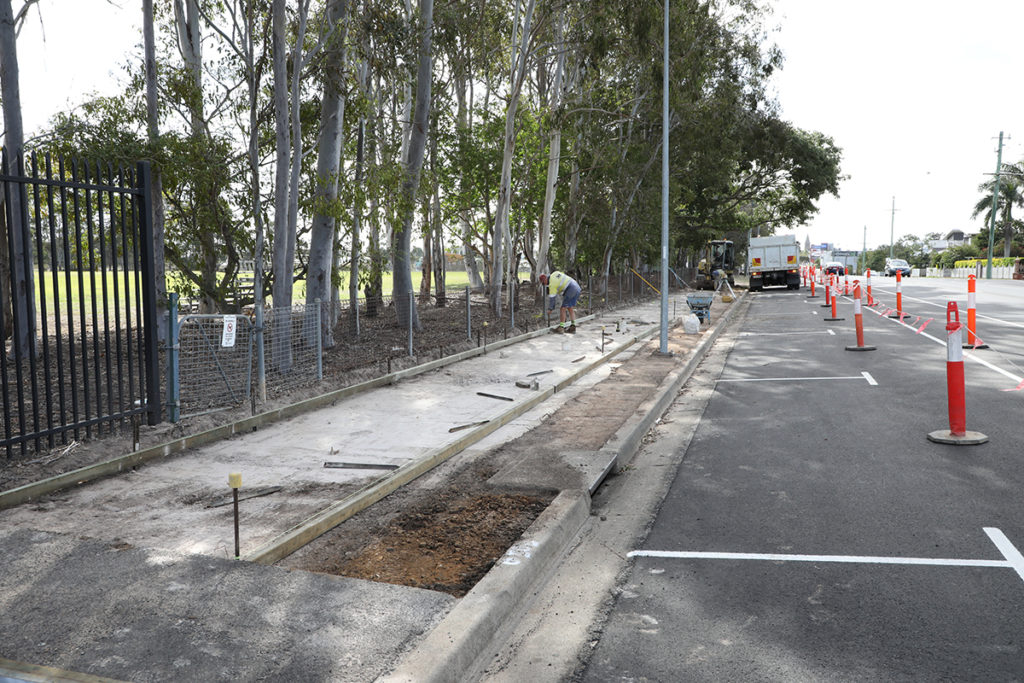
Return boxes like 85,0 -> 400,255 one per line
14,1 -> 1024,254
771,0 -> 1024,252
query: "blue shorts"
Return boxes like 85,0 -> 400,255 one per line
561,282 -> 581,308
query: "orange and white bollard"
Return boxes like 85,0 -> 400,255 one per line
866,268 -> 874,305
844,271 -> 850,295
845,282 -> 875,351
821,275 -> 831,308
928,302 -> 987,445
825,275 -> 844,322
963,274 -> 988,349
888,269 -> 904,318
808,275 -> 817,298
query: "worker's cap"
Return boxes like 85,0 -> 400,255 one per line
538,274 -> 548,284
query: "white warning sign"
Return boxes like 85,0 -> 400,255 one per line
221,315 -> 237,347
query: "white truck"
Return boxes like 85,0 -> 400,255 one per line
748,235 -> 801,291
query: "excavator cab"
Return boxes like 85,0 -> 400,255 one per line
696,239 -> 735,289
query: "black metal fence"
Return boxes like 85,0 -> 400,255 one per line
0,152 -> 159,460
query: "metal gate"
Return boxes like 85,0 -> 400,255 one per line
0,152 -> 159,459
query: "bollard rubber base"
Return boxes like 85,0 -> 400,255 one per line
888,312 -> 904,319
805,295 -> 818,299
824,317 -> 845,322
927,430 -> 989,446
962,343 -> 990,350
820,302 -> 831,308
845,345 -> 876,351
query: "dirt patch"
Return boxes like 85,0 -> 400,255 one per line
294,492 -> 552,597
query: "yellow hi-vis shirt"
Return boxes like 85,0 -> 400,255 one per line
546,271 -> 575,297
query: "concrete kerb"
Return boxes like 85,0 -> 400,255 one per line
589,291 -> 745,493
381,292 -> 746,682
379,489 -> 591,683
0,307 -> 625,511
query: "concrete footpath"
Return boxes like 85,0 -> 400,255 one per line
0,294 -> 741,683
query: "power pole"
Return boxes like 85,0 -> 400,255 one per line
985,131 -> 1004,280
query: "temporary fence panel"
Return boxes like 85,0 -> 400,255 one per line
170,311 -> 255,420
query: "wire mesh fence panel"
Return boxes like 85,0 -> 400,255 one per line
175,314 -> 254,418
262,302 -> 324,396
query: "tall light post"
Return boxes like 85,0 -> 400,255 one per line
889,196 -> 895,258
659,0 -> 669,353
985,131 -> 1004,280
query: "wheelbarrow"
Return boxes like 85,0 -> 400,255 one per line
686,292 -> 714,324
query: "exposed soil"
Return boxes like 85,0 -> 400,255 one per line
312,491 -> 552,597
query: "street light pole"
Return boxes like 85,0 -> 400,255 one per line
659,0 -> 669,353
889,196 -> 895,258
985,131 -> 1004,280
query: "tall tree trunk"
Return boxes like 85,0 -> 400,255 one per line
306,0 -> 349,350
536,0 -> 566,288
392,0 -> 433,332
173,0 -> 216,313
0,0 -> 33,357
454,67 -> 483,290
489,0 -> 536,317
431,132 -> 445,305
240,0 -> 269,401
349,57 -> 368,335
270,0 -> 293,369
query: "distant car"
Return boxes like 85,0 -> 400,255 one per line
884,258 -> 912,277
823,261 -> 846,276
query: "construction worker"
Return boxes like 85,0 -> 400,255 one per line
538,271 -> 580,334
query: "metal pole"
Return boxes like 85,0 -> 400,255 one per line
408,291 -> 414,357
889,196 -> 895,259
466,286 -> 471,341
862,225 -> 867,274
315,298 -> 323,380
659,0 -> 670,353
167,292 -> 180,423
986,131 -> 1004,279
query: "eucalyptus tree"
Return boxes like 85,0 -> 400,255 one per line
305,0 -> 350,349
489,0 -> 536,317
0,0 -> 33,355
391,0 -> 433,331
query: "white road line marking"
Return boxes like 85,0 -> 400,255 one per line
827,329 -> 835,336
738,331 -> 835,337
862,371 -> 877,385
984,528 -> 1024,584
717,376 -> 870,383
865,306 -> 1024,385
864,291 -> 1024,329
626,549 -> 1010,569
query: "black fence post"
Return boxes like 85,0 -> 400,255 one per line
137,161 -> 161,425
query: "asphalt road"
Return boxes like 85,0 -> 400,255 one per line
581,280 -> 1024,681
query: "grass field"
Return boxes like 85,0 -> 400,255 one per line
29,269 -> 531,309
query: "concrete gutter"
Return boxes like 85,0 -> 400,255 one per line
381,292 -> 746,681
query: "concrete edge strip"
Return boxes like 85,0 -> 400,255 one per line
0,657 -> 127,683
591,291 -> 746,492
0,310 -> 614,510
242,322 -> 652,565
378,489 -> 592,683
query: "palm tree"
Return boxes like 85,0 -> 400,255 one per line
972,160 -> 1024,258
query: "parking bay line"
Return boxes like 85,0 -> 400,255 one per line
629,527 -> 1024,584
717,372 -> 876,385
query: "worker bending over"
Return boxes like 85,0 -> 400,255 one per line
538,271 -> 580,334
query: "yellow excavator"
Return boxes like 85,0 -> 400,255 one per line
695,239 -> 735,290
